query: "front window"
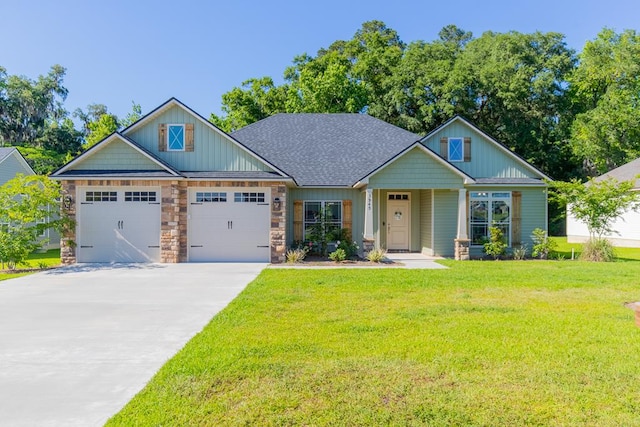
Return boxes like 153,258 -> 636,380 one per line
469,192 -> 511,245
304,201 -> 342,240
167,124 -> 185,151
448,137 -> 463,162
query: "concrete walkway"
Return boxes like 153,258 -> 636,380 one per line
270,252 -> 447,269
0,263 -> 265,427
383,252 -> 448,269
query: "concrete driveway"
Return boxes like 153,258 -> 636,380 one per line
0,263 -> 265,426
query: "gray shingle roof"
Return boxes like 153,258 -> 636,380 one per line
231,114 -> 423,186
0,147 -> 16,163
595,157 -> 640,188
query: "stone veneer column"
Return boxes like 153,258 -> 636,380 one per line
160,180 -> 183,263
270,184 -> 287,263
60,180 -> 78,264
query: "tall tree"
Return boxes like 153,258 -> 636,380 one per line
449,31 -> 578,178
0,65 -> 68,145
210,77 -> 288,132
569,29 -> 640,176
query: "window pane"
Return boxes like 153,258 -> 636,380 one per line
325,202 -> 342,222
304,202 -> 321,221
168,125 -> 185,150
492,201 -> 510,223
470,201 -> 488,222
449,138 -> 463,161
470,224 -> 488,245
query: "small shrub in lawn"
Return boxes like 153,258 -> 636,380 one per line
286,246 -> 309,263
580,238 -> 616,262
484,226 -> 507,260
512,244 -> 528,260
328,248 -> 347,262
337,239 -> 359,258
531,228 -> 557,259
366,248 -> 387,263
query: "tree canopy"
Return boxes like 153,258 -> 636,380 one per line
211,22 -> 640,182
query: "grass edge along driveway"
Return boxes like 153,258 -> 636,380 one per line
108,260 -> 640,426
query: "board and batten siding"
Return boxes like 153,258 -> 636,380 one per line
422,121 -> 539,179
420,189 -> 433,255
0,152 -> 33,183
125,106 -> 275,173
73,139 -> 164,170
368,147 -> 464,189
287,188 -> 365,247
433,190 -> 458,257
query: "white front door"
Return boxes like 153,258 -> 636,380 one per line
188,188 -> 271,262
77,187 -> 161,262
387,194 -> 410,250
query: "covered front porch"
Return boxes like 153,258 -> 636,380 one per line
362,188 -> 470,259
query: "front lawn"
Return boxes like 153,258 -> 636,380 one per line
0,249 -> 60,282
108,261 -> 640,426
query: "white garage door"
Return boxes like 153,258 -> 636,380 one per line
77,187 -> 161,262
189,188 -> 270,262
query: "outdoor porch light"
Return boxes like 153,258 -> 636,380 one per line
273,197 -> 281,211
63,195 -> 73,210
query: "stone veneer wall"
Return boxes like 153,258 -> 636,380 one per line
59,179 -> 287,264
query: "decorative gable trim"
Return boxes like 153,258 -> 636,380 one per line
423,116 -> 551,181
122,97 -> 289,177
354,142 -> 475,187
50,133 -> 181,178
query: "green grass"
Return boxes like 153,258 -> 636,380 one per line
0,249 -> 60,281
108,260 -> 640,426
552,237 -> 640,261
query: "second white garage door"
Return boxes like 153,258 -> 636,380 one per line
188,188 -> 271,262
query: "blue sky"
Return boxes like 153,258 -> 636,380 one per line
2,0 -> 639,121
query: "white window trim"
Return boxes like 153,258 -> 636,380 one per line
167,124 -> 185,152
469,191 -> 512,247
448,137 -> 464,162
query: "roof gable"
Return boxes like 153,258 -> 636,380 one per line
596,157 -> 640,188
232,113 -> 423,186
51,133 -> 180,178
0,148 -> 35,184
421,116 -> 550,181
364,143 -> 472,189
122,98 -> 285,175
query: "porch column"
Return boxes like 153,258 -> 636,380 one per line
363,188 -> 375,251
455,188 -> 470,260
456,188 -> 468,239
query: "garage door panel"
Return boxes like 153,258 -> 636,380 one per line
77,188 -> 160,263
188,188 -> 270,262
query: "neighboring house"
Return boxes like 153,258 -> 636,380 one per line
50,98 -> 549,264
0,147 -> 60,250
567,157 -> 640,247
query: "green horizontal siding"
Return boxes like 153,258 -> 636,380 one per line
125,105 -> 274,173
0,152 -> 32,183
74,139 -> 163,170
422,120 -> 541,179
369,147 -> 464,189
